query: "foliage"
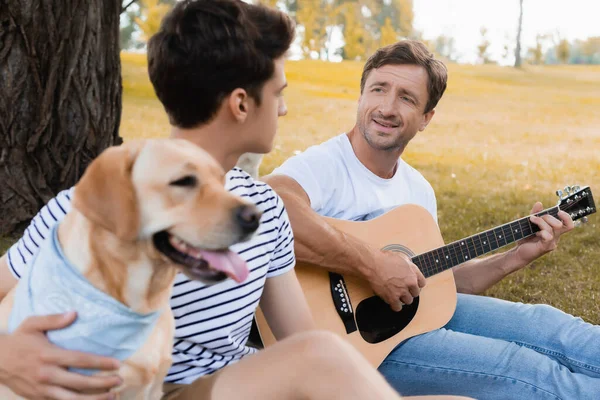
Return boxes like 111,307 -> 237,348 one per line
135,0 -> 172,43
434,34 -> 457,62
291,0 -> 413,60
556,39 -> 570,64
258,0 -> 280,7
477,27 -> 492,64
339,3 -> 367,61
527,34 -> 550,65
379,17 -> 398,48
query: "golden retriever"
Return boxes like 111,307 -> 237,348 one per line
0,139 -> 261,399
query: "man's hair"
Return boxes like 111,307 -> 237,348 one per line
360,40 -> 448,114
147,0 -> 295,128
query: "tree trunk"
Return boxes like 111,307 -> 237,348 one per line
0,0 -> 123,236
514,0 -> 523,67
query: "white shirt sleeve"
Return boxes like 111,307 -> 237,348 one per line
266,195 -> 296,278
271,146 -> 335,214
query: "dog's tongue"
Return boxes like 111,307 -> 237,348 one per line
199,250 -> 249,283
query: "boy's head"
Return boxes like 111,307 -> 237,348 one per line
148,0 -> 295,153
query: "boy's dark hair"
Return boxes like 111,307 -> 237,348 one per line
360,40 -> 448,114
148,0 -> 295,128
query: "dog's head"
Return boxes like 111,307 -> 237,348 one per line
72,139 -> 261,284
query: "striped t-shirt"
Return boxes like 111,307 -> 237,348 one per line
6,167 -> 295,384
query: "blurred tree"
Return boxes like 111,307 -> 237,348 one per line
556,39 -> 570,64
502,33 -> 513,64
293,0 -> 414,60
296,0 -> 340,60
0,0 -> 122,235
582,36 -> 600,63
396,0 -> 414,38
340,2 -> 367,60
410,29 -> 433,51
379,17 -> 398,47
135,0 -> 172,42
371,0 -> 413,38
527,34 -> 548,65
434,34 -> 457,61
477,27 -> 492,64
120,7 -> 143,50
514,0 -> 523,67
259,0 -> 280,7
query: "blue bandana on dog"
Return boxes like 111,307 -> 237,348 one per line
8,225 -> 161,375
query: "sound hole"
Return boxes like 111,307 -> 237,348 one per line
355,296 -> 419,344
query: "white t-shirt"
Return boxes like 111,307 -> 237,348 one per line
6,168 -> 295,384
272,133 -> 437,222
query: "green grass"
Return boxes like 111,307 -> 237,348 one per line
3,54 -> 599,324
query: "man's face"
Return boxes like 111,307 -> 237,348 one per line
244,57 -> 288,154
357,64 -> 434,152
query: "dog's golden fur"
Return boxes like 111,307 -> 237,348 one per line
0,139 -> 259,399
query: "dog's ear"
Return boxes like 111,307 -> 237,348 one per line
72,142 -> 143,241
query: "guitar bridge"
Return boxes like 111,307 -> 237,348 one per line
329,272 -> 357,334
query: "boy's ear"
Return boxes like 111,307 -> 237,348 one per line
228,88 -> 250,123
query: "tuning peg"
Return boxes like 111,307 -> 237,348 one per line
574,216 -> 589,228
556,189 -> 564,199
564,186 -> 572,195
573,185 -> 581,192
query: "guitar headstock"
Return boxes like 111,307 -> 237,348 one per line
556,185 -> 596,222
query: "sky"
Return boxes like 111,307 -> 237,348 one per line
413,0 -> 600,64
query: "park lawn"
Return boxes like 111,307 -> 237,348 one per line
4,53 -> 599,324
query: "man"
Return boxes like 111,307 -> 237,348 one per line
264,40 -> 600,399
0,2 -> 432,399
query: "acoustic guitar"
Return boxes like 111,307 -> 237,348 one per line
256,185 -> 596,367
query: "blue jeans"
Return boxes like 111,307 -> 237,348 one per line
378,294 -> 600,399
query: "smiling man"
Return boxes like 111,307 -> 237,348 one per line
264,40 -> 600,399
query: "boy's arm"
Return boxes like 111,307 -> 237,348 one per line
259,269 -> 315,340
0,255 -> 17,301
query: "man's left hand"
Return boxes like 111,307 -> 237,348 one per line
513,201 -> 574,266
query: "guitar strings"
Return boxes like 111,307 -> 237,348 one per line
418,193 -> 594,275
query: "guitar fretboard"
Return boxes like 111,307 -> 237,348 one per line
412,206 -> 560,278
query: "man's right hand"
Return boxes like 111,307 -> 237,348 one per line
0,312 -> 122,400
367,250 -> 426,312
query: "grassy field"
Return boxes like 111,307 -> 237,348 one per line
4,53 -> 599,323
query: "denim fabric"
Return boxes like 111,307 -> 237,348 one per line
379,293 -> 600,399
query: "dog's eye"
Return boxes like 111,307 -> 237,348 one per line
170,175 -> 198,188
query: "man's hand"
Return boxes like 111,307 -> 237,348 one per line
513,202 -> 575,267
0,312 -> 122,400
366,250 -> 426,312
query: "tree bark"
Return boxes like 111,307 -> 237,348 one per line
0,0 -> 123,236
514,0 -> 523,67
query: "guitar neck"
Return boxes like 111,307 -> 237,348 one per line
412,206 -> 561,278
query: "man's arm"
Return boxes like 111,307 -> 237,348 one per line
452,202 -> 574,294
263,174 -> 425,312
0,255 -> 17,301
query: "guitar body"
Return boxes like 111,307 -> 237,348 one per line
257,185 -> 595,368
256,204 -> 458,367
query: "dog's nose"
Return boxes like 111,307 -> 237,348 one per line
235,205 -> 261,234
